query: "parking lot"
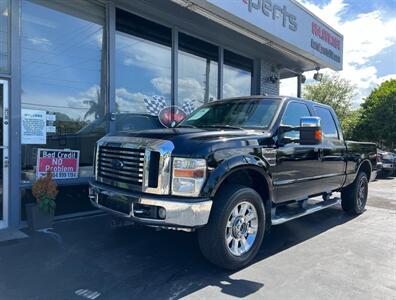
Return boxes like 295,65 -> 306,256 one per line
0,177 -> 395,300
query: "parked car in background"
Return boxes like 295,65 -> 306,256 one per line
377,149 -> 396,177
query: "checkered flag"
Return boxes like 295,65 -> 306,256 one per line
181,100 -> 196,115
144,95 -> 167,116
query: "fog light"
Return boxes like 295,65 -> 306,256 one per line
158,207 -> 166,219
88,187 -> 95,200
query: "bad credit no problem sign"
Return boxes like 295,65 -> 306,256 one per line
37,149 -> 80,179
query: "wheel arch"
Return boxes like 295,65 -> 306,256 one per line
203,155 -> 274,229
358,159 -> 372,181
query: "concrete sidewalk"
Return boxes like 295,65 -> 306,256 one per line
0,178 -> 395,300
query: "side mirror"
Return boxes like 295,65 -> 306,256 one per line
300,116 -> 322,145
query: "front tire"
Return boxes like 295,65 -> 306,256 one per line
341,172 -> 368,215
198,184 -> 266,270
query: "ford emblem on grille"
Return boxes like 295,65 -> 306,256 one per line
111,159 -> 125,170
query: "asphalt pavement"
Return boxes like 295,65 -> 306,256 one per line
0,177 -> 395,300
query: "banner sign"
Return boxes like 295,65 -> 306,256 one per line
21,109 -> 47,144
36,149 -> 80,179
189,0 -> 343,70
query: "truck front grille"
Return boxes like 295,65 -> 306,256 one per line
97,145 -> 145,190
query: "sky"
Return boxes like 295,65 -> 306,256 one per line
280,0 -> 396,107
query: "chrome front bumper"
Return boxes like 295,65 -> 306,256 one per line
89,182 -> 212,228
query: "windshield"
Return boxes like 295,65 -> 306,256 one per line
179,98 -> 280,129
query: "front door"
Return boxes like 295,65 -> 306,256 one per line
273,101 -> 321,203
0,79 -> 9,229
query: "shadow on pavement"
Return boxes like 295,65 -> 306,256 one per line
0,205 -> 355,300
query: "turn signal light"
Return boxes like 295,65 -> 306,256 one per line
173,169 -> 205,178
315,129 -> 322,141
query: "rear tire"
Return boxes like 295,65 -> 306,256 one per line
198,184 -> 266,270
341,172 -> 368,215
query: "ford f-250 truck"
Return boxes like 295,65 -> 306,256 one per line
89,96 -> 377,269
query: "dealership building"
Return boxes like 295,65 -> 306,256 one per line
0,0 -> 343,229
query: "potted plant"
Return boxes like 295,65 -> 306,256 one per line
26,172 -> 58,230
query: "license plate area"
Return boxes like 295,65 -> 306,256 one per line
98,193 -> 133,215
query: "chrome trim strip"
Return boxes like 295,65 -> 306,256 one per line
100,153 -> 145,161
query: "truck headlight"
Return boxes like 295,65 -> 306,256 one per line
171,158 -> 206,197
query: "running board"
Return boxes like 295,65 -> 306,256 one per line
271,197 -> 341,225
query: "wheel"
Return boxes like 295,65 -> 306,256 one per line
341,172 -> 368,215
198,184 -> 266,270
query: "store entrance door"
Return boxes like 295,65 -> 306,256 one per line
0,79 -> 9,229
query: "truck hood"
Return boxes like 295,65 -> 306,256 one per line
107,127 -> 274,158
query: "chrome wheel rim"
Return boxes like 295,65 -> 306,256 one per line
357,177 -> 367,209
225,201 -> 258,257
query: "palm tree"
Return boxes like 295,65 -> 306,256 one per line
83,87 -> 104,120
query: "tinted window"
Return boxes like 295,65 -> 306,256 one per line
223,50 -> 253,98
177,33 -> 218,114
281,102 -> 311,139
21,0 -> 105,181
115,10 -> 172,115
315,106 -> 339,139
180,99 -> 279,129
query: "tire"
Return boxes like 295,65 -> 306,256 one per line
198,184 -> 266,270
341,172 -> 368,215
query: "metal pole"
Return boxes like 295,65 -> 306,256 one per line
297,74 -> 302,98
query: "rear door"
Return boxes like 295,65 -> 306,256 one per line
314,106 -> 346,191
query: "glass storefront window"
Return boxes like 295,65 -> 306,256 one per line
21,0 -> 105,182
20,0 -> 105,217
223,50 -> 253,98
115,9 -> 172,116
177,33 -> 218,114
0,0 -> 10,73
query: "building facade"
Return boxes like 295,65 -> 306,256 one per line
0,0 -> 343,229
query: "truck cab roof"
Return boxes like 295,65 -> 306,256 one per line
214,95 -> 330,110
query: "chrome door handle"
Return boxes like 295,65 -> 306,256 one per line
0,146 -> 8,149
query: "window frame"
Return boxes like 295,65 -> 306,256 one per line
279,100 -> 312,141
280,100 -> 312,127
313,105 -> 340,141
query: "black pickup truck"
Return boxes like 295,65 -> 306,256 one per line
89,96 -> 377,269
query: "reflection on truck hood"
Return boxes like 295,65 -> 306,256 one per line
107,127 -> 274,158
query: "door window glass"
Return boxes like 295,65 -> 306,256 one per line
315,106 -> 339,139
223,50 -> 252,98
177,32 -> 218,115
281,102 -> 311,139
115,9 -> 172,116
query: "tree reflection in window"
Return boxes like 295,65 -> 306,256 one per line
20,0 -> 105,181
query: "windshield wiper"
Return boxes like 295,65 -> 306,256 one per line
200,124 -> 245,130
176,124 -> 197,128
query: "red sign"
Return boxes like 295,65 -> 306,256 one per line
36,149 -> 80,179
312,22 -> 340,50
